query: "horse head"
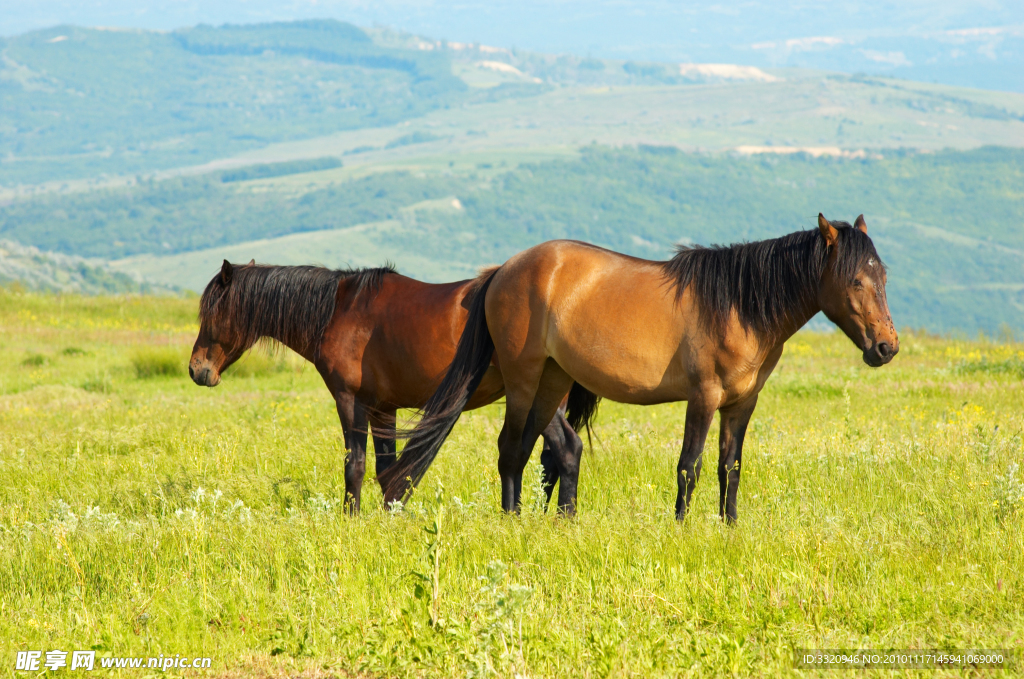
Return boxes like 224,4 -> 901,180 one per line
816,214 -> 899,367
190,259 -> 254,386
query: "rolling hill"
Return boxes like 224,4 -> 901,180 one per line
95,145 -> 1020,335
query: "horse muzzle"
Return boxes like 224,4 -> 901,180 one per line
189,364 -> 221,387
862,340 -> 897,367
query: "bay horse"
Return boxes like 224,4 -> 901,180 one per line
380,215 -> 899,522
188,261 -> 587,513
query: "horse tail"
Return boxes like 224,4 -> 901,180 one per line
379,269 -> 498,504
566,381 -> 601,448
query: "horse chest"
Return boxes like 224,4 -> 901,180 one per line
716,347 -> 783,406
719,368 -> 764,405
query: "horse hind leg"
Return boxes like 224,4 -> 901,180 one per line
370,408 -> 398,481
538,399 -> 568,509
498,359 -> 575,513
538,402 -> 583,515
337,394 -> 369,514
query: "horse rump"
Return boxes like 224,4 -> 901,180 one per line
378,269 -> 498,504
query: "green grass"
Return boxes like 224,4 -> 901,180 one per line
0,291 -> 1022,676
220,158 -> 343,184
956,356 -> 1024,379
225,349 -> 299,378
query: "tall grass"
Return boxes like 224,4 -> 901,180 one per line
131,347 -> 186,378
0,294 -> 1021,676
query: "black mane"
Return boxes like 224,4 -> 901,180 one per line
198,263 -> 396,356
662,223 -> 881,339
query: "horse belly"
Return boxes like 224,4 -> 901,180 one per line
544,266 -> 693,404
549,328 -> 690,405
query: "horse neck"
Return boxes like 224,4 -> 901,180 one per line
755,268 -> 824,351
770,297 -> 822,348
231,297 -> 321,364
266,326 -> 319,363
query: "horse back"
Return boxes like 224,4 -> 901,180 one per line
318,272 -> 503,410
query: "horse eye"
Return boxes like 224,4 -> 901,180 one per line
853,279 -> 863,288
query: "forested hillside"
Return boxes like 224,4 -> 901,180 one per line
0,240 -> 169,294
3,145 -> 1019,332
5,20 -> 1024,189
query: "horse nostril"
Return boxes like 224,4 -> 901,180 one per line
188,365 -> 195,380
877,342 -> 892,359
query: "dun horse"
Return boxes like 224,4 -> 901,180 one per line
381,215 -> 898,522
189,261 -> 587,513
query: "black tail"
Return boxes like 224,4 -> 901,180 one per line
378,270 -> 498,504
566,381 -> 601,449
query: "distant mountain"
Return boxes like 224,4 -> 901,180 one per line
3,2 -> 1022,92
0,20 -> 466,185
748,27 -> 1024,93
10,145 -> 1021,333
4,18 -> 1024,190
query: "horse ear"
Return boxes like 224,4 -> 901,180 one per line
854,214 -> 867,234
220,259 -> 233,285
817,213 -> 838,247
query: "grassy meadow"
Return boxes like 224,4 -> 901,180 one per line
1,290 -> 1022,677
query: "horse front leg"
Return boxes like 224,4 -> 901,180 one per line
718,396 -> 758,525
675,398 -> 716,521
336,393 -> 369,514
